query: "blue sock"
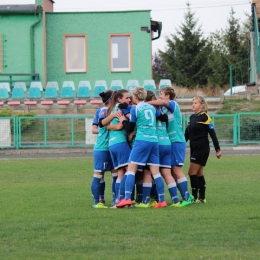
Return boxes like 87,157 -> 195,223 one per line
125,171 -> 135,200
136,180 -> 143,203
177,177 -> 189,201
99,178 -> 105,202
153,173 -> 165,202
142,183 -> 152,204
150,181 -> 158,201
111,172 -> 118,204
91,174 -> 102,205
115,179 -> 121,202
168,182 -> 179,204
119,174 -> 127,200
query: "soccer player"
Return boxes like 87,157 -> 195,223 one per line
185,95 -> 221,203
116,87 -> 167,208
148,87 -> 194,205
100,89 -> 132,206
91,90 -> 120,208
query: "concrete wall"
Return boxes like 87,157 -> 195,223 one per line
46,10 -> 152,90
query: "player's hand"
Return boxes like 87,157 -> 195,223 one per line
117,113 -> 126,123
216,150 -> 221,159
113,110 -> 122,118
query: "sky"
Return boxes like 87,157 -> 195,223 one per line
1,0 -> 252,53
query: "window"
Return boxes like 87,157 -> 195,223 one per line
64,35 -> 87,73
110,34 -> 132,72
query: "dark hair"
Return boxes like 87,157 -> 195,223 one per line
161,86 -> 176,100
99,90 -> 113,104
145,90 -> 156,102
107,89 -> 129,116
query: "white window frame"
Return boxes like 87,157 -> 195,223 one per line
109,34 -> 132,72
64,34 -> 87,73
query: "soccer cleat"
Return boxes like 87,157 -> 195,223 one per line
169,202 -> 182,207
110,204 -> 118,209
181,200 -> 191,207
129,200 -> 136,208
197,198 -> 207,203
93,202 -> 108,209
135,202 -> 151,208
149,198 -> 158,208
188,194 -> 194,202
116,198 -> 132,208
154,200 -> 167,208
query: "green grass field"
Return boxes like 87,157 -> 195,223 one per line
1,155 -> 260,260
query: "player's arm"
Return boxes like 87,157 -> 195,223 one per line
208,123 -> 221,159
148,99 -> 169,108
118,107 -> 136,133
92,124 -> 98,134
99,110 -> 122,127
106,121 -> 124,130
184,123 -> 190,142
155,109 -> 168,124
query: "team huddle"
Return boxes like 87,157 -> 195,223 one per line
91,86 -> 221,208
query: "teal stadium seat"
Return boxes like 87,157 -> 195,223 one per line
159,79 -> 172,90
14,82 -> 27,91
62,81 -> 75,91
30,81 -> 43,91
61,86 -> 74,98
0,82 -> 11,93
44,87 -> 58,99
46,81 -> 59,91
110,80 -> 123,91
12,87 -> 25,99
93,80 -> 107,98
77,86 -> 91,98
143,79 -> 156,94
126,79 -> 139,92
28,87 -> 42,99
0,88 -> 9,99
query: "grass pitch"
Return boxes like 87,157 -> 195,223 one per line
0,155 -> 260,260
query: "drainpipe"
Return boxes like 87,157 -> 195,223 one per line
30,12 -> 42,75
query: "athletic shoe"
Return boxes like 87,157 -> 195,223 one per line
154,201 -> 167,208
149,198 -> 158,208
181,200 -> 191,207
116,198 -> 132,208
135,202 -> 151,208
188,194 -> 194,202
110,205 -> 118,209
99,198 -> 106,204
169,202 -> 182,207
197,198 -> 207,203
129,200 -> 136,208
93,202 -> 108,209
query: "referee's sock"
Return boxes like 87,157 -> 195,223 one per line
198,175 -> 206,200
189,175 -> 199,200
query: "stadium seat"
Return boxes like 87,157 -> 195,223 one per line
93,80 -> 107,98
74,100 -> 87,105
57,100 -> 70,105
28,87 -> 42,99
24,100 -> 37,105
30,81 -> 43,91
90,99 -> 103,104
77,86 -> 91,98
11,87 -> 25,99
44,87 -> 58,99
126,79 -> 139,92
46,81 -> 59,91
62,81 -> 75,91
78,80 -> 91,90
159,79 -> 172,90
0,88 -> 9,99
14,82 -> 27,91
41,100 -> 54,105
110,80 -> 123,91
0,101 -> 4,106
60,86 -> 74,98
0,82 -> 11,93
143,79 -> 156,94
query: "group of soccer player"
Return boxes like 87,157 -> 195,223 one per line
91,85 -> 221,208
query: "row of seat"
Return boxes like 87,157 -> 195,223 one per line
0,79 -> 172,100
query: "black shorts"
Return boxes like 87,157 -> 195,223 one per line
190,139 -> 210,166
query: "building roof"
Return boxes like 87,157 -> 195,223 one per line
0,5 -> 43,13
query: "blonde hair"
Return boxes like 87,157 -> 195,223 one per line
193,95 -> 208,113
131,86 -> 147,101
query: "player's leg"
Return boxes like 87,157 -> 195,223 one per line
188,162 -> 202,202
197,167 -> 207,203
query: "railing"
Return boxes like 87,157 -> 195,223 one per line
0,113 -> 260,150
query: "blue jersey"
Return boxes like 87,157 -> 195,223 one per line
130,101 -> 158,142
161,100 -> 185,143
93,107 -> 110,151
108,104 -> 128,147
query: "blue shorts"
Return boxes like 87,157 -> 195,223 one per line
159,145 -> 171,168
171,142 -> 186,167
129,140 -> 159,166
109,142 -> 131,169
93,150 -> 113,172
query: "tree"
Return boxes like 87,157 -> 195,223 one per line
158,4 -> 211,88
152,51 -> 168,82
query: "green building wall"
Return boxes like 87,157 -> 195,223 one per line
0,12 -> 44,87
46,10 -> 152,89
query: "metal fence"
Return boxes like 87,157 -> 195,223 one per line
0,113 -> 259,150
